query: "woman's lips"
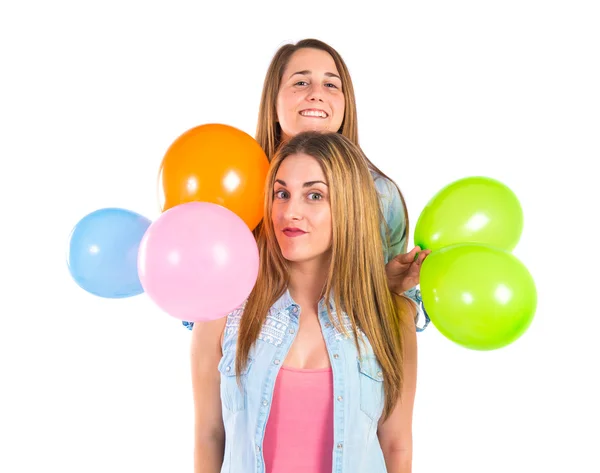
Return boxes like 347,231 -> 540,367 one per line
282,229 -> 307,237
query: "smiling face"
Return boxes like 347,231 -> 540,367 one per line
271,152 -> 332,265
276,48 -> 346,140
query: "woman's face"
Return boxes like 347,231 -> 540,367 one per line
276,48 -> 345,140
271,153 -> 332,265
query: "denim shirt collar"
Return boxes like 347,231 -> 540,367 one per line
270,289 -> 337,318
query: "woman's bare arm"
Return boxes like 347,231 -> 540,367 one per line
190,317 -> 227,473
377,295 -> 418,473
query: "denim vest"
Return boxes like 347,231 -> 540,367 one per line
218,290 -> 392,473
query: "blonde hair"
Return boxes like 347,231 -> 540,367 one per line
254,38 -> 409,252
237,131 -> 412,421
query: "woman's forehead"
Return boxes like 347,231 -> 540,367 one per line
284,48 -> 340,77
274,153 -> 326,184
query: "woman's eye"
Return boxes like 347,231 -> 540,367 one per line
295,81 -> 308,86
308,192 -> 323,201
274,190 -> 288,199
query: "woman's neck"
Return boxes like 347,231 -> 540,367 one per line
287,259 -> 329,310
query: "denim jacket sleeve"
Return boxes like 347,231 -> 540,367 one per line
372,172 -> 430,332
404,287 -> 431,332
371,172 -> 406,264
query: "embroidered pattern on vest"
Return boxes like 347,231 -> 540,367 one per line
326,311 -> 366,342
224,303 -> 368,347
223,304 -> 245,339
257,308 -> 292,347
224,304 -> 292,347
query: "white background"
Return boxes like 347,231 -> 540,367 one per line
1,1 -> 598,472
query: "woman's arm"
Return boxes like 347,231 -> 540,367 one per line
377,295 -> 418,473
372,174 -> 431,331
371,173 -> 407,265
190,317 -> 227,473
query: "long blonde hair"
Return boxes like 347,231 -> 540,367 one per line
237,131 -> 411,421
254,38 -> 409,252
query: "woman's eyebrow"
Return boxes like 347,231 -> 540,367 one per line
274,179 -> 328,187
303,180 -> 328,187
288,70 -> 341,80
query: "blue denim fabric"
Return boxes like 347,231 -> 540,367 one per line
371,172 -> 407,265
372,172 -> 430,332
404,287 -> 431,333
217,290 -> 392,473
182,172 -> 430,333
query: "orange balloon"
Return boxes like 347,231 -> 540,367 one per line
158,124 -> 269,231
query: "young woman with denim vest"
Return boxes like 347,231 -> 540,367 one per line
191,131 -> 417,473
183,38 -> 431,335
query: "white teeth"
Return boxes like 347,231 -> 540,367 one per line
300,110 -> 328,118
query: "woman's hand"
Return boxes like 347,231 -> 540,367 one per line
385,246 -> 431,296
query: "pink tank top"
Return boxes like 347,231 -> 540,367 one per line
263,365 -> 334,473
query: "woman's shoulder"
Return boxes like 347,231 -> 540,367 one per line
214,301 -> 248,353
370,171 -> 399,197
222,301 -> 246,335
188,315 -> 228,359
370,171 -> 405,218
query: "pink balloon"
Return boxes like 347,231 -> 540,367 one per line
138,202 -> 259,322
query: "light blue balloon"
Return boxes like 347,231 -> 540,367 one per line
67,208 -> 152,298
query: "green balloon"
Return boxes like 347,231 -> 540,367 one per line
420,243 -> 537,351
414,176 -> 524,251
